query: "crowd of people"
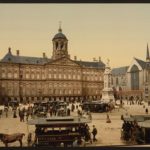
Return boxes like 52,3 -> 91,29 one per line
0,100 -> 92,122
121,120 -> 144,144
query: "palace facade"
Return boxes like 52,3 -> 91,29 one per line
0,27 -> 105,103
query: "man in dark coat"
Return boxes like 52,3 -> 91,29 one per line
92,125 -> 97,142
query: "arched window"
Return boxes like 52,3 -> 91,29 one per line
116,77 -> 119,85
56,42 -> 58,50
130,65 -> 139,90
61,42 -> 64,49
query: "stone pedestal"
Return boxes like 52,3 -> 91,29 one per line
102,88 -> 115,103
101,59 -> 115,103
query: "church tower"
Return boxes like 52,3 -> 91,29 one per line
52,23 -> 69,60
146,43 -> 150,62
145,43 -> 150,82
145,43 -> 150,100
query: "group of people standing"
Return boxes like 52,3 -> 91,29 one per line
121,120 -> 144,144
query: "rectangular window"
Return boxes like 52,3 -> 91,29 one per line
54,74 -> 56,79
31,73 -> 34,79
37,74 -> 40,79
2,73 -> 5,78
42,74 -> 45,79
26,74 -> 29,79
14,73 -> 18,78
8,72 -> 12,78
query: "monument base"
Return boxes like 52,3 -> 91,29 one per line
101,88 -> 115,103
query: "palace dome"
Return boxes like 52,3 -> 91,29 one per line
52,27 -> 68,40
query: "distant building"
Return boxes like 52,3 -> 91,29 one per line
0,26 -> 105,103
112,44 -> 150,101
112,66 -> 129,91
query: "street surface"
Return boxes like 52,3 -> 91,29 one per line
0,100 -> 149,147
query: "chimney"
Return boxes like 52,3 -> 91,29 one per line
74,56 -> 77,61
93,57 -> 96,61
99,56 -> 101,62
43,52 -> 46,58
8,47 -> 11,54
16,50 -> 19,56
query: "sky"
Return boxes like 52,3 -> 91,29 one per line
0,4 -> 150,68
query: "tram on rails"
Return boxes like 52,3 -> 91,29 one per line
81,100 -> 109,113
27,116 -> 90,147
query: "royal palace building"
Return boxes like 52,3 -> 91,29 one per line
0,26 -> 105,103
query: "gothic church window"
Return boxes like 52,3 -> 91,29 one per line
131,65 -> 139,90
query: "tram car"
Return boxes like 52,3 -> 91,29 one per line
81,100 -> 109,113
27,116 -> 90,147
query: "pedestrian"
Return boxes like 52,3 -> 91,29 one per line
26,111 -> 29,121
0,109 -> 2,118
71,103 -> 75,112
21,111 -> 25,122
106,114 -> 111,123
5,107 -> 8,118
27,132 -> 32,146
67,108 -> 70,116
76,105 -> 78,110
121,114 -> 124,120
19,110 -> 21,120
73,137 -> 78,147
145,108 -> 148,114
92,125 -> 97,142
88,112 -> 92,120
13,109 -> 17,118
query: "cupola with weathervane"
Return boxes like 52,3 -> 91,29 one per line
52,22 -> 69,60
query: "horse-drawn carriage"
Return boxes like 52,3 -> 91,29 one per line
33,100 -> 67,117
27,116 -> 90,147
9,100 -> 19,107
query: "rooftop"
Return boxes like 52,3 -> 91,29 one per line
112,66 -> 129,76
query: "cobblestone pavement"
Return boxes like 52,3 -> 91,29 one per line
0,100 -> 149,147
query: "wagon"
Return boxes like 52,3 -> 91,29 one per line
27,116 -> 90,147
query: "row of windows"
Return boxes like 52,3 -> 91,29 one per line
48,69 -> 81,73
4,88 -> 82,96
2,73 -> 18,78
1,72 -> 102,81
4,88 -> 100,96
112,77 -> 127,86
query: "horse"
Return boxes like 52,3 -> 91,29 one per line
0,133 -> 25,147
